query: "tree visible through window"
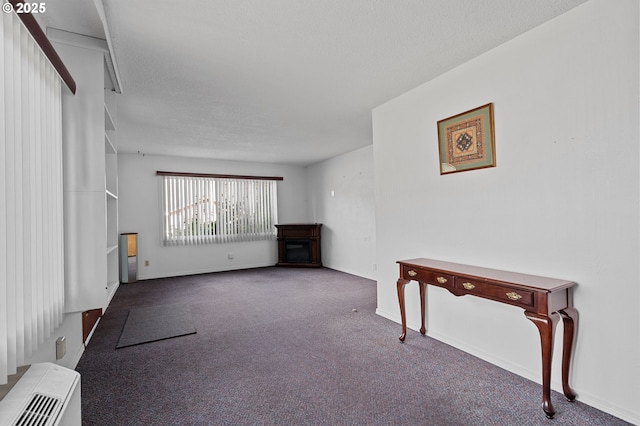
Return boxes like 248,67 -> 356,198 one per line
160,174 -> 279,245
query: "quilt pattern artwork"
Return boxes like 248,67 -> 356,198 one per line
437,103 -> 495,174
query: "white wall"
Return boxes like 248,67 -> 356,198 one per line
23,313 -> 84,371
306,145 -> 376,279
118,153 -> 309,279
372,0 -> 639,423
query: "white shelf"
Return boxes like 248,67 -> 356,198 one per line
104,105 -> 116,131
106,189 -> 118,199
105,133 -> 116,154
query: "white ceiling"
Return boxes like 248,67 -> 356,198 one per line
41,0 -> 588,166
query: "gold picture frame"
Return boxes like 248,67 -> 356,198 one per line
437,103 -> 496,174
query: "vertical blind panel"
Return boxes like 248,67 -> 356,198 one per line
0,21 -> 5,386
1,8 -> 11,383
18,20 -> 30,360
53,72 -> 63,330
28,28 -> 39,354
1,10 -> 65,385
22,24 -> 32,357
4,8 -> 18,382
14,11 -> 24,366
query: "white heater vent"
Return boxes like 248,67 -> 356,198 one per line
15,393 -> 61,426
0,363 -> 80,426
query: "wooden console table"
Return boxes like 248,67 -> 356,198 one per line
396,258 -> 577,419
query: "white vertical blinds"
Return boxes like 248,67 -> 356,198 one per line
1,10 -> 65,384
162,176 -> 278,245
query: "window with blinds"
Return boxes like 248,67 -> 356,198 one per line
1,9 -> 66,384
161,175 -> 279,245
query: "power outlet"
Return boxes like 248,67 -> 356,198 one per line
144,260 -> 150,266
227,253 -> 234,259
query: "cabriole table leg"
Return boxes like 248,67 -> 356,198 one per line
419,281 -> 427,335
558,307 -> 578,401
525,310 -> 560,419
397,278 -> 409,342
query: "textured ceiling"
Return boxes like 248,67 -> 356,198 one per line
45,0 -> 589,166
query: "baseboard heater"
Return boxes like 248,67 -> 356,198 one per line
0,363 -> 81,426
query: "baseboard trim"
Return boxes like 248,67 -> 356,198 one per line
69,342 -> 85,370
136,262 -> 277,281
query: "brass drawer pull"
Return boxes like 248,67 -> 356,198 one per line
462,282 -> 475,290
506,291 -> 522,301
407,270 -> 418,277
436,276 -> 447,284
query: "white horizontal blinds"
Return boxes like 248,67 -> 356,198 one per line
162,175 -> 277,245
1,10 -> 64,385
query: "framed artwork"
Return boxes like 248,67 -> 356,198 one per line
437,103 -> 495,174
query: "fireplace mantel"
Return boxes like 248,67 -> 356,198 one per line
275,224 -> 322,267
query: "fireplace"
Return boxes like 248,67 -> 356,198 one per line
283,240 -> 312,263
276,224 -> 322,267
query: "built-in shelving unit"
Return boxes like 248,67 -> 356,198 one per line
104,89 -> 119,305
52,33 -> 121,346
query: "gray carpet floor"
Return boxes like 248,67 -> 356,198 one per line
76,267 -> 631,425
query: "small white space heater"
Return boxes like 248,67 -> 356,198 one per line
0,363 -> 81,426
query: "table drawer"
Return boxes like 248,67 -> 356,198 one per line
454,277 -> 534,307
402,266 -> 454,288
